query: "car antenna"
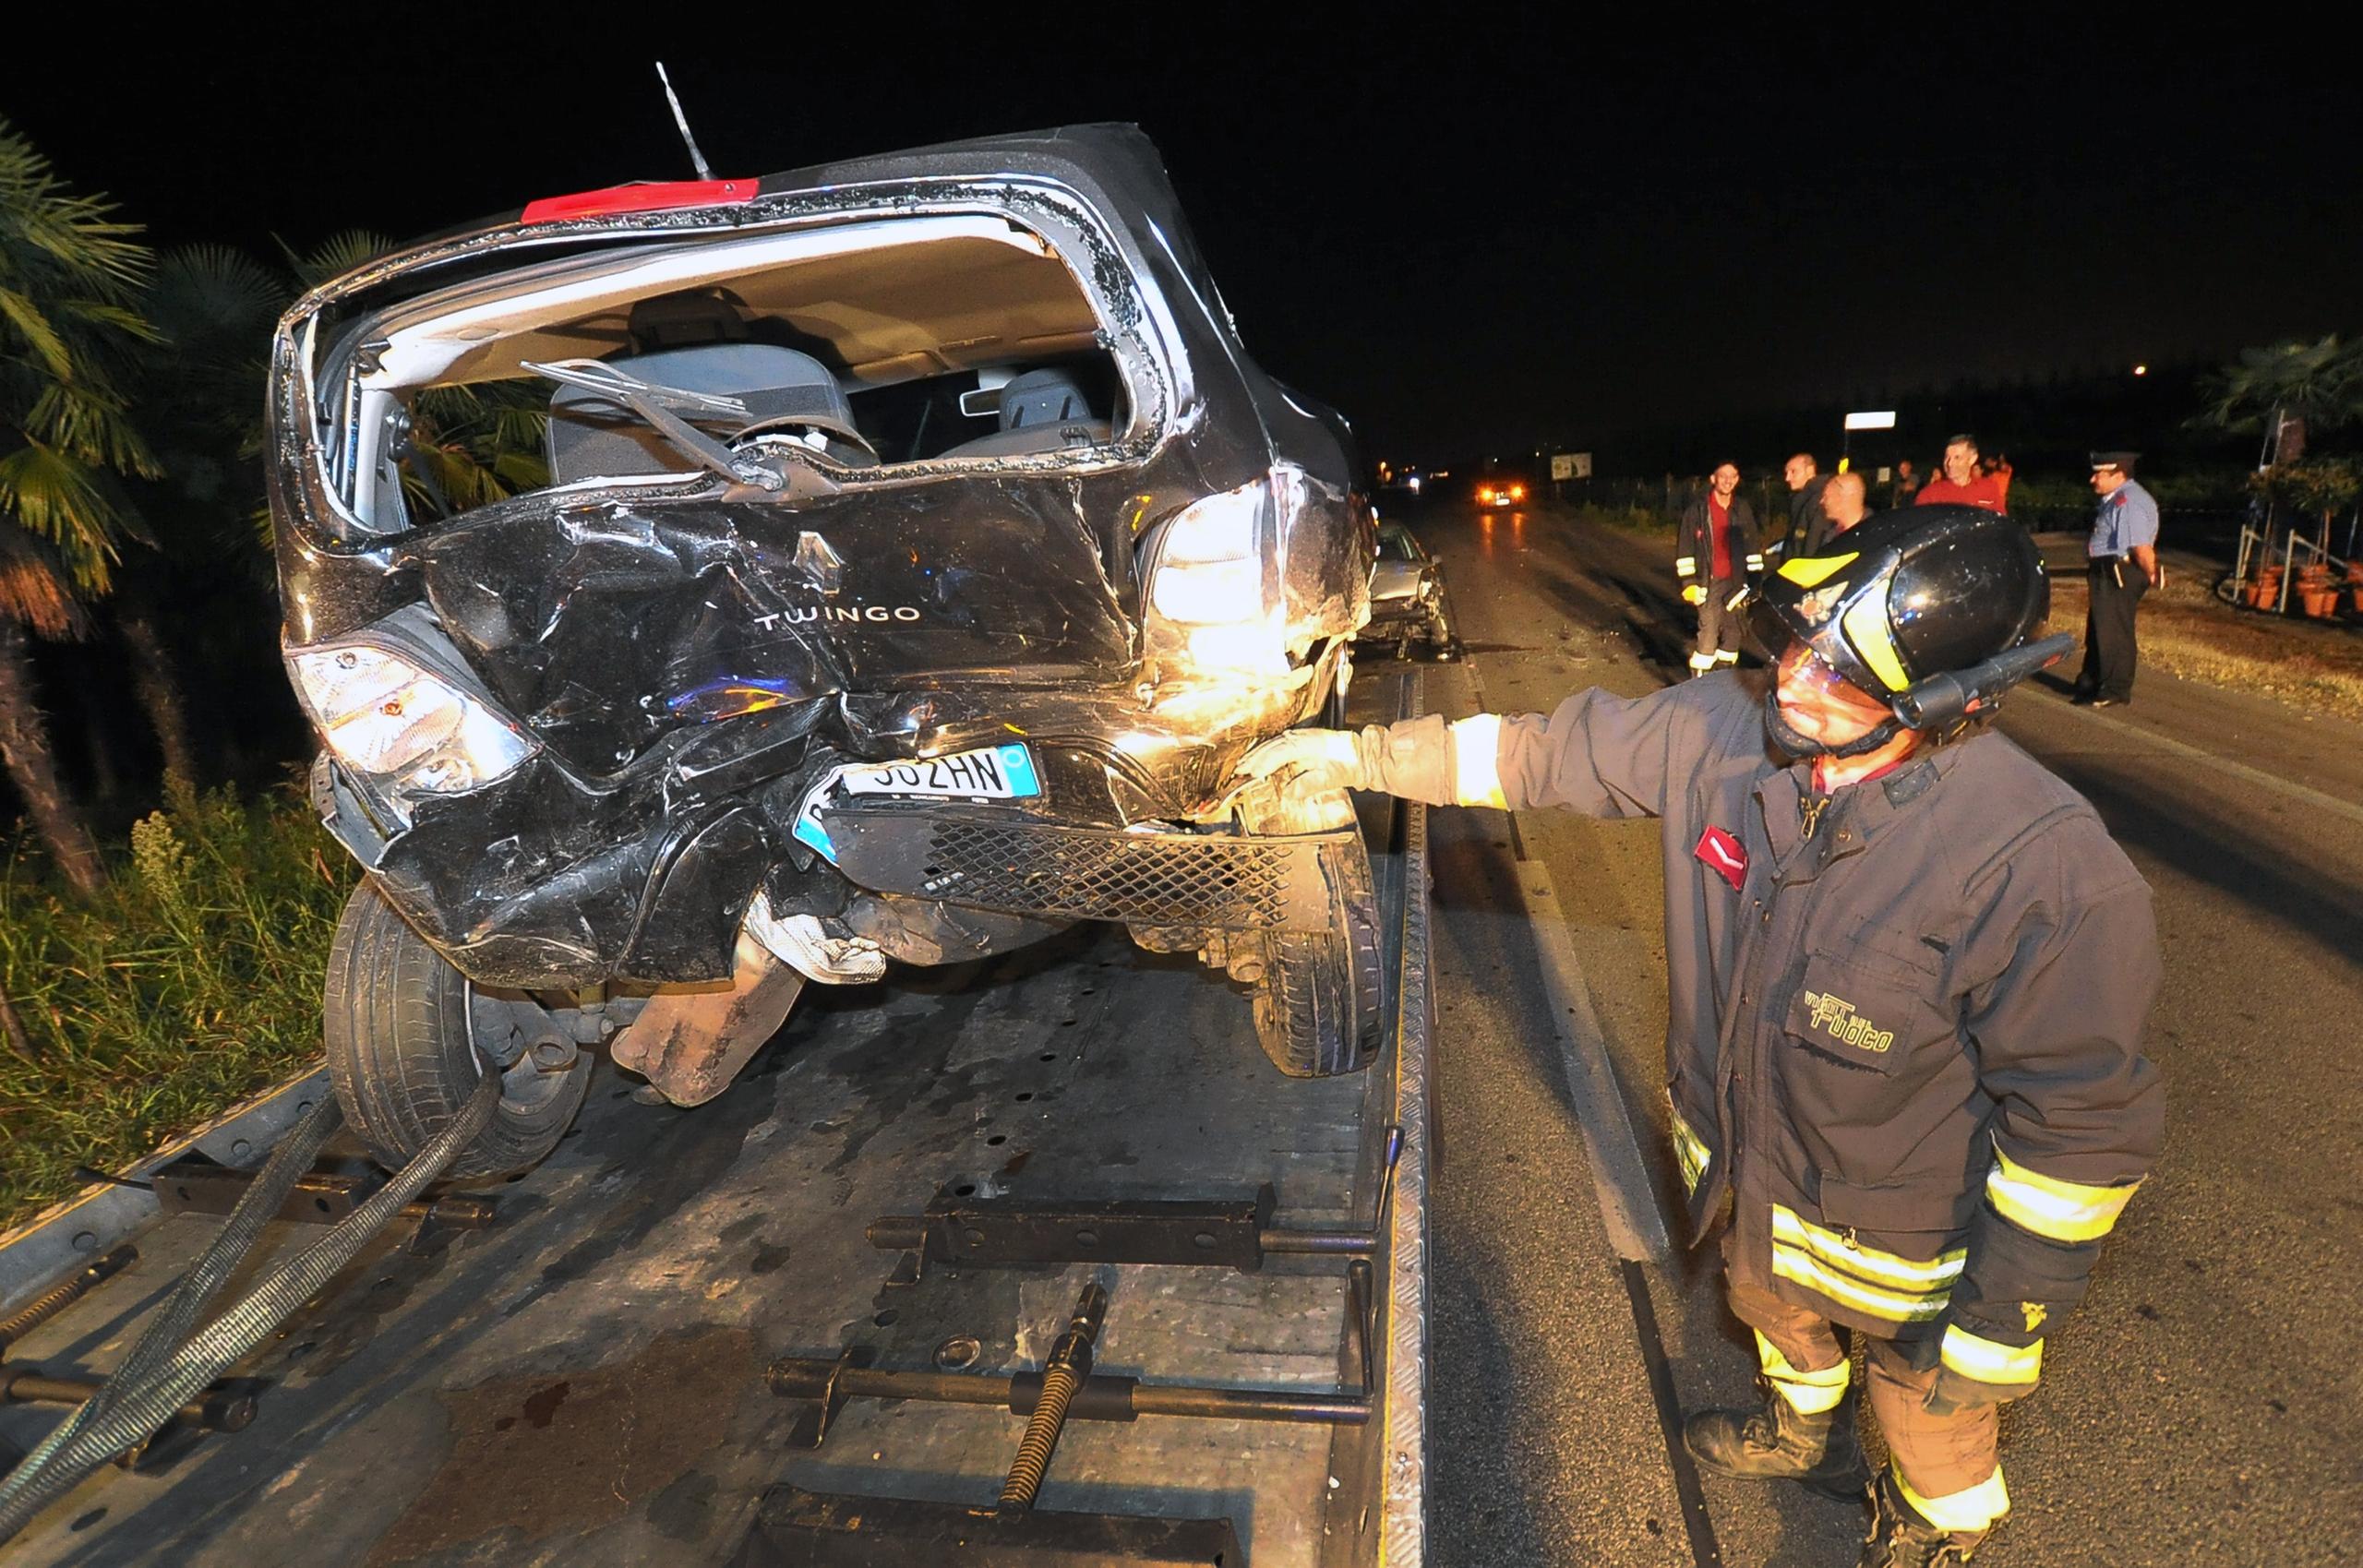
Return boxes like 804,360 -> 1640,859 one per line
654,61 -> 714,180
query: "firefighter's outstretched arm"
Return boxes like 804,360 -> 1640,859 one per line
1928,823 -> 2165,1416
1233,684 -> 1689,819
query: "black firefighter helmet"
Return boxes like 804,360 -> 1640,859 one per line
1751,504 -> 2074,745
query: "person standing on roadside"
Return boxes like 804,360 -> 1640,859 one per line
1980,449 -> 2014,512
1677,462 -> 1764,676
1799,471 -> 1871,556
1889,459 -> 1921,509
1235,507 -> 2162,1568
1775,452 -> 1829,560
2074,451 -> 2161,708
1914,436 -> 2009,512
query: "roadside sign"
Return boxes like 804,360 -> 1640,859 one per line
1843,411 -> 1898,431
1551,452 -> 1592,480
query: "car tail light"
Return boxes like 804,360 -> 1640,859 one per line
1145,472 -> 1293,676
521,179 -> 758,224
288,642 -> 535,820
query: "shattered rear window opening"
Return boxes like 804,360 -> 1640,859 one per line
304,210 -> 1144,536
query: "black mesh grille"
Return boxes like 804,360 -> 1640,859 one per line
917,822 -> 1295,928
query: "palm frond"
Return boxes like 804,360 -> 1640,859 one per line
0,285 -> 73,379
25,382 -> 160,477
0,440 -> 127,592
0,510 -> 90,639
285,230 -> 396,291
150,245 -> 288,343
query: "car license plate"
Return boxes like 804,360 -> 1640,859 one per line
792,742 -> 1040,865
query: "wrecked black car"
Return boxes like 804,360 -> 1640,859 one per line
270,126 -> 1381,1176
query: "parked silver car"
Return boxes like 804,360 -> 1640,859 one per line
1359,522 -> 1462,660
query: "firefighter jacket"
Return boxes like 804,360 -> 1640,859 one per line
1341,674 -> 2164,1399
1677,492 -> 1764,587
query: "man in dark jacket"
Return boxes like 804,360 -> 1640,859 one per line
1775,452 -> 1830,562
1797,470 -> 1871,557
1239,507 -> 2163,1566
1678,462 -> 1764,676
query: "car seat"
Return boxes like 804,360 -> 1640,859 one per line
938,367 -> 1111,459
546,343 -> 878,482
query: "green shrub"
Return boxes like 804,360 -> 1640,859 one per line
0,783 -> 354,1230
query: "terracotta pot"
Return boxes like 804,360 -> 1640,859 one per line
2349,587 -> 2363,612
2302,590 -> 2340,618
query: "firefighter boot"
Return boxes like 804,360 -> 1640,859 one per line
1681,1377 -> 1871,1499
1859,1470 -> 1991,1567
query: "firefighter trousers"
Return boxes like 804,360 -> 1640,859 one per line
1691,577 -> 1744,672
1723,1262 -> 2008,1530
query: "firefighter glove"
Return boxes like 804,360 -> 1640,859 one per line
1235,714 -> 1496,809
1232,729 -> 1366,796
1683,584 -> 1708,605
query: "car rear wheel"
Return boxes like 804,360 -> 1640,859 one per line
1251,840 -> 1384,1076
324,880 -> 592,1179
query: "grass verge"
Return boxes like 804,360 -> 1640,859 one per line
0,784 -> 354,1232
2045,576 -> 2363,724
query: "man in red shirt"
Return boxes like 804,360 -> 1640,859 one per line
1914,435 -> 2009,512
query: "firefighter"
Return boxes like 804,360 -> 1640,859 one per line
1238,506 -> 2163,1565
1677,462 -> 1764,676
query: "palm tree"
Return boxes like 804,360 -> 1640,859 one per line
0,120 -> 162,896
130,245 -> 291,796
2197,335 -> 2363,470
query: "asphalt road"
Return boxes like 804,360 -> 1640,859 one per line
1409,495 -> 2363,1566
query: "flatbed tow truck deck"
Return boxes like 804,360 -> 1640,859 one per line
0,675 -> 1432,1568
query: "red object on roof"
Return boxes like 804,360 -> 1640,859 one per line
521,179 -> 758,224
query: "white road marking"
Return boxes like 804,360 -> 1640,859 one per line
2022,688 -> 2363,828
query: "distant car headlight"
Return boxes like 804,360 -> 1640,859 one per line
287,637 -> 535,817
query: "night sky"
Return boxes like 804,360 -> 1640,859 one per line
10,7 -> 2358,462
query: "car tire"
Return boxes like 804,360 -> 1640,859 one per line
324,880 -> 592,1179
1251,841 -> 1385,1076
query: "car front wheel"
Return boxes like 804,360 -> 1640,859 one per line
323,880 -> 593,1178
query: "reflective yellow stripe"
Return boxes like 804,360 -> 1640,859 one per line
1940,1324 -> 2044,1386
1755,1331 -> 1850,1413
1841,594 -> 1910,691
1985,1147 -> 2140,1243
1674,556 -> 1697,576
1777,550 -> 1858,586
1771,1204 -> 1966,1291
1447,714 -> 1508,808
1667,1095 -> 1712,1198
1744,554 -> 1765,571
1896,1462 -> 2009,1534
1772,1247 -> 1952,1323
